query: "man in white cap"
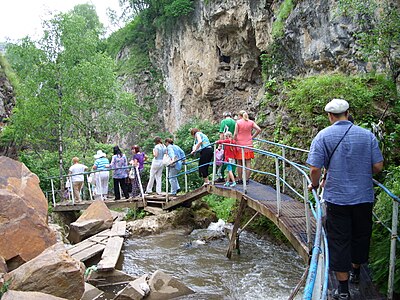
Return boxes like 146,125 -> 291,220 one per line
307,98 -> 383,299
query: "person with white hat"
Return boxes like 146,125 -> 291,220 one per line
93,150 -> 110,200
306,98 -> 384,299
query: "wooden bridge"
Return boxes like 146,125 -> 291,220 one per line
54,178 -> 385,300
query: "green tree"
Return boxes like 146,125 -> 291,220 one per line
5,4 -> 137,181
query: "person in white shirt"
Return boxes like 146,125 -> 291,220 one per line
68,157 -> 88,202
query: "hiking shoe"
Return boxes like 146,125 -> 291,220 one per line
349,271 -> 360,284
236,179 -> 243,184
332,289 -> 350,300
224,182 -> 230,187
216,178 -> 225,183
230,182 -> 237,187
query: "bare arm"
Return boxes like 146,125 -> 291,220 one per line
308,165 -> 322,190
191,134 -> 202,154
233,123 -> 238,140
373,161 -> 383,174
252,122 -> 261,139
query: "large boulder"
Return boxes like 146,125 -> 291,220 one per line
67,200 -> 113,244
0,156 -> 57,269
4,243 -> 85,300
146,270 -> 194,300
1,290 -> 67,300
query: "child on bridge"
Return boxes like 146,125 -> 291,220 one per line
216,131 -> 237,187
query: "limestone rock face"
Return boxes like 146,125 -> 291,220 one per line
67,200 -> 113,243
2,290 -> 67,300
143,0 -> 375,132
0,156 -> 57,269
4,243 -> 85,300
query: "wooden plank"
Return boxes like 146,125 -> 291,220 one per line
97,236 -> 124,271
71,243 -> 106,261
67,229 -> 111,256
110,221 -> 126,237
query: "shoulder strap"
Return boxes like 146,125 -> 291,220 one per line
326,124 -> 353,169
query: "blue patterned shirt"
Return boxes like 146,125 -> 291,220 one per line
307,120 -> 383,205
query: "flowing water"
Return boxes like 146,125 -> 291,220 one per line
120,221 -> 306,300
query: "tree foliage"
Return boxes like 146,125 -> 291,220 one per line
3,4 -> 138,176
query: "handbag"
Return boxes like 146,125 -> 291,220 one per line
162,153 -> 172,166
129,168 -> 136,179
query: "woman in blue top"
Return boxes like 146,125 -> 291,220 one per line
145,137 -> 166,195
190,128 -> 213,185
93,150 -> 110,200
110,146 -> 129,200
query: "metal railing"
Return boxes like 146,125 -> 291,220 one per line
46,165 -> 145,206
44,139 -> 399,300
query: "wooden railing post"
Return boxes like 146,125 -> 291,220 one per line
226,196 -> 247,259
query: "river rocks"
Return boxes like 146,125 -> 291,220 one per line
1,290 -> 67,300
67,200 -> 113,244
81,283 -> 104,300
115,271 -> 194,300
146,270 -> 195,299
0,156 -> 57,270
4,243 -> 85,300
114,274 -> 149,300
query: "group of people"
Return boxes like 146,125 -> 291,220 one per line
66,99 -> 383,299
68,145 -> 147,202
193,110 -> 262,187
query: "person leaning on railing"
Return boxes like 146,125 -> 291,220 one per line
190,128 -> 213,186
307,98 -> 383,300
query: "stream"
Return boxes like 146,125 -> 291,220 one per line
120,221 -> 305,299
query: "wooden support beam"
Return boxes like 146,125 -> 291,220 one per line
226,196 -> 247,259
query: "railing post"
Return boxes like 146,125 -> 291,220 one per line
242,147 -> 247,194
303,176 -> 312,249
50,179 -> 56,207
86,174 -> 93,201
282,147 -> 286,193
388,200 -> 398,300
69,175 -> 75,205
136,166 -> 146,206
184,164 -> 188,193
165,166 -> 169,202
275,157 -> 281,216
212,144 -> 217,185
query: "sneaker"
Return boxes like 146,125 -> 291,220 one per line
332,289 -> 350,300
224,182 -> 230,187
230,182 -> 237,187
236,179 -> 243,184
349,271 -> 360,284
216,178 -> 225,183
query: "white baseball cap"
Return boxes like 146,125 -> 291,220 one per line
324,98 -> 349,114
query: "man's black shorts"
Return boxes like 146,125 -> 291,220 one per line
325,202 -> 373,272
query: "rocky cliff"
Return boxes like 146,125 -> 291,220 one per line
150,0 -> 377,132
